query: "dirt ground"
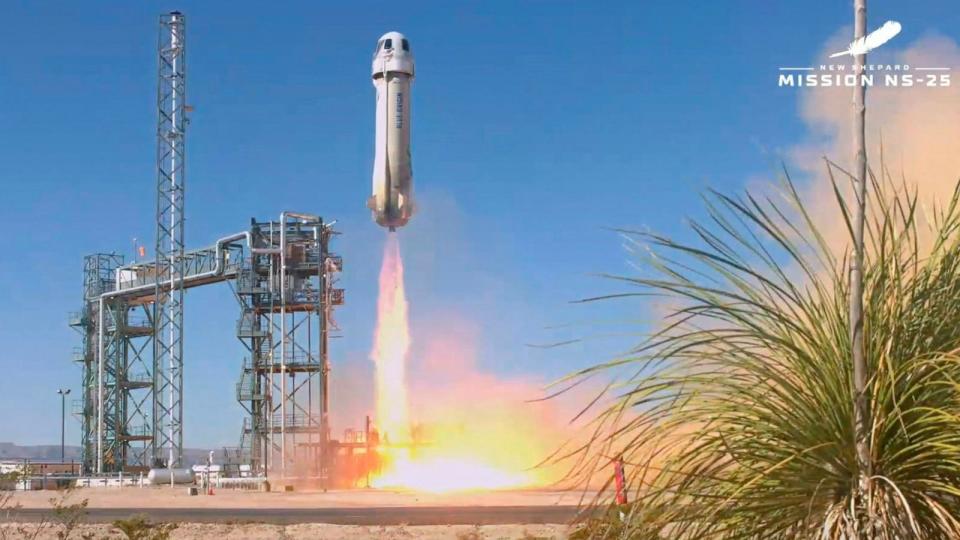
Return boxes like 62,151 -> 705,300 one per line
2,522 -> 571,539
2,488 -> 584,538
9,486 -> 584,509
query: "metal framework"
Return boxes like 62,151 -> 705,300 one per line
154,11 -> 187,468
233,214 -> 343,479
69,11 -> 344,482
72,220 -> 341,476
69,254 -> 156,474
70,254 -> 123,473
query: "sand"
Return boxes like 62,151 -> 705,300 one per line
1,488 -> 584,538
8,486 -> 583,509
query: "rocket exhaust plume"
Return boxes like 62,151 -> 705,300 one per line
370,234 -> 412,445
368,235 -> 539,492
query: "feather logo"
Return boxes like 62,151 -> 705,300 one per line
829,20 -> 902,58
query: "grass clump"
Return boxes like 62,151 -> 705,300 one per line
113,514 -> 177,540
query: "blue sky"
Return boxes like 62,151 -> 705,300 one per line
2,1 -> 957,448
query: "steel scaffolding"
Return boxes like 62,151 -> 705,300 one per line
72,220 -> 341,476
70,254 -> 123,474
234,214 -> 343,479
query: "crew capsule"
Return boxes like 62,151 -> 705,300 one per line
368,31 -> 415,231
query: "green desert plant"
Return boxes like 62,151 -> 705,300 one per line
49,490 -> 90,540
0,470 -> 25,492
112,514 -> 177,540
567,165 -> 960,538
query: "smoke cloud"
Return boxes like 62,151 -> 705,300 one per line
789,32 -> 960,250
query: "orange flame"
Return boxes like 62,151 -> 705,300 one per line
369,235 -> 536,492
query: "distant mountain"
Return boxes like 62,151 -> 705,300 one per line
0,443 -> 222,466
0,443 -> 80,461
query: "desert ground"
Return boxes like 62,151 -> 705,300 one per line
8,486 -> 583,509
2,487 -> 584,539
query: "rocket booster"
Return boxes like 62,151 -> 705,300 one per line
368,31 -> 415,231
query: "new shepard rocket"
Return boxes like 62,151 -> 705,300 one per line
368,31 -> 415,231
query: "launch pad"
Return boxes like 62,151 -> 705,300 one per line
67,12 -> 356,485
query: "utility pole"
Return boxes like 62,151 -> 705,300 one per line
57,388 -> 71,462
849,0 -> 872,529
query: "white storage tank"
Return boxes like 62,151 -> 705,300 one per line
147,468 -> 195,485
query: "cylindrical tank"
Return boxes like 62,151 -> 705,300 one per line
147,468 -> 195,485
369,31 -> 415,231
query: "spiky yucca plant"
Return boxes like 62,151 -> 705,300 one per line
569,165 -> 960,538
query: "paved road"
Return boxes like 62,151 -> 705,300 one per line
9,505 -> 582,525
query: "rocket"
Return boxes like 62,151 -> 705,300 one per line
368,31 -> 415,231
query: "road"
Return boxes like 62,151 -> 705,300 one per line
10,505 -> 581,525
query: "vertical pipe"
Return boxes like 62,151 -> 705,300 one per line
307,309 -> 313,475
60,392 -> 66,462
318,224 -> 330,489
97,298 -> 104,474
280,217 -> 287,478
267,222 -> 274,475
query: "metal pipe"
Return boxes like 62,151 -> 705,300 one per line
58,388 -> 70,463
267,221 -> 274,475
315,223 -> 329,488
280,218 -> 287,478
97,299 -> 104,474
113,231 -> 256,295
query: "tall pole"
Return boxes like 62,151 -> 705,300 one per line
154,11 -> 187,469
58,389 -> 71,462
849,0 -> 872,525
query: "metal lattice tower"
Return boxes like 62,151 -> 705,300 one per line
153,11 -> 187,468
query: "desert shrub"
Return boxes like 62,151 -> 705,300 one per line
113,514 -> 177,540
568,168 -> 960,538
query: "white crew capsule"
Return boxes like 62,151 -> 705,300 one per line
368,31 -> 415,231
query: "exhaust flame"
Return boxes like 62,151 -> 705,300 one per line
371,235 -> 412,445
369,235 -> 532,492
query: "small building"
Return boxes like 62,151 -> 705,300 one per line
1,460 -> 81,490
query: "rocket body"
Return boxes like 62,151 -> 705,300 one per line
369,31 -> 415,230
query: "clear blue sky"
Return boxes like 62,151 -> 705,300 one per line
1,1 -> 956,448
